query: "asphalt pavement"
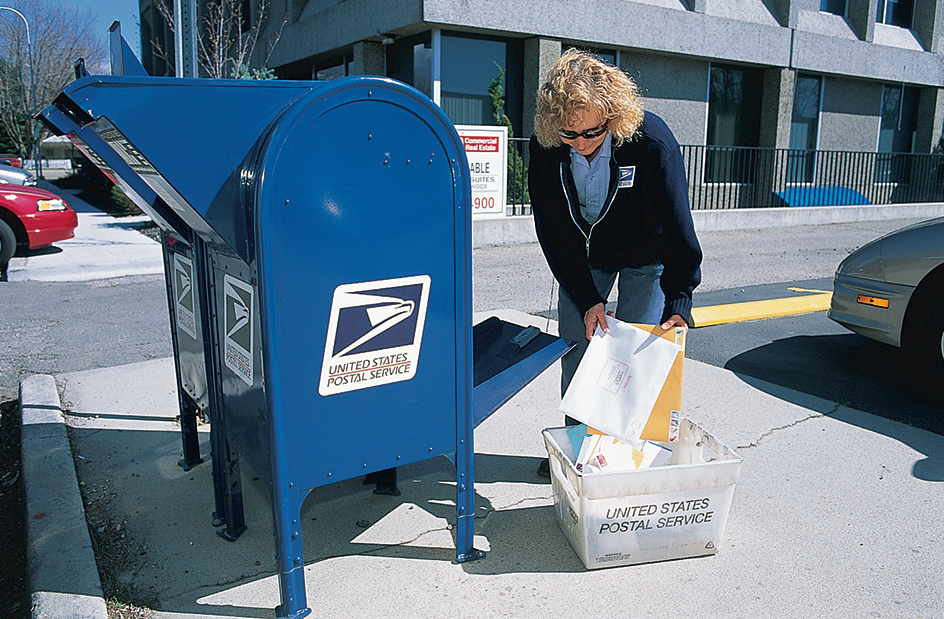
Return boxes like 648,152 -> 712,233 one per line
14,188 -> 944,618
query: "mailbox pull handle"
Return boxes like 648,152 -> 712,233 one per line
510,326 -> 540,349
74,58 -> 88,79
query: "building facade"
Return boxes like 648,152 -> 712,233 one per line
139,0 -> 944,161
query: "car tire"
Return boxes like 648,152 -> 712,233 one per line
908,286 -> 944,376
0,219 -> 15,269
923,290 -> 944,375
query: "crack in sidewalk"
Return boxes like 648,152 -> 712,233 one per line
736,404 -> 841,450
319,492 -> 553,560
478,493 -> 552,518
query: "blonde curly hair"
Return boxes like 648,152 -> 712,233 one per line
534,48 -> 644,149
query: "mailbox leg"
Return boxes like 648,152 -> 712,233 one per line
272,499 -> 311,618
197,238 -> 246,539
207,383 -> 228,526
454,433 -> 485,563
211,432 -> 247,541
209,431 -> 226,527
176,394 -> 204,471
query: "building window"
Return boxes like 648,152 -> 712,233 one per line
140,4 -> 173,77
879,84 -> 918,153
706,64 -> 763,183
387,33 -> 433,99
440,34 -> 523,133
876,0 -> 913,28
788,74 -> 822,183
563,45 -> 617,67
440,35 -> 507,127
240,0 -> 252,33
388,32 -> 523,134
315,54 -> 352,81
820,0 -> 846,16
876,84 -> 919,182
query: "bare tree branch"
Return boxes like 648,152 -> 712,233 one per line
153,0 -> 285,80
0,0 -> 106,157
151,0 -> 177,76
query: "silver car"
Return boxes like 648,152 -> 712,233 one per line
828,216 -> 944,373
0,162 -> 36,186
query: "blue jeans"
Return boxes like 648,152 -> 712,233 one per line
558,264 -> 665,403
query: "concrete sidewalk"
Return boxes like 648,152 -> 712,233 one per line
20,308 -> 944,619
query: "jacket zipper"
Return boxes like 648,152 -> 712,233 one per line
560,162 -> 619,260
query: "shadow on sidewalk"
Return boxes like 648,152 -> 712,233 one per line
65,419 -> 580,616
725,333 -> 944,481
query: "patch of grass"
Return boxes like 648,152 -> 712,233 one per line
82,184 -> 143,217
106,599 -> 153,619
108,185 -> 142,216
52,172 -> 91,191
55,170 -> 160,243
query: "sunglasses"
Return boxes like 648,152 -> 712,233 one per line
558,122 -> 608,141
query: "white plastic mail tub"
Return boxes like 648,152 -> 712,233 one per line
542,418 -> 742,569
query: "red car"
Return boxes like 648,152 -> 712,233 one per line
0,153 -> 22,167
0,185 -> 78,269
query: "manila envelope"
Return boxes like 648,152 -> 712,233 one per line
637,323 -> 685,443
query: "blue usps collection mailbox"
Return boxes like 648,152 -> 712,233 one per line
40,31 -> 571,619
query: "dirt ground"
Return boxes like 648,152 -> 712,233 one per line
0,399 -> 29,619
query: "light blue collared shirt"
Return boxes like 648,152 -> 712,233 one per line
570,132 -> 612,224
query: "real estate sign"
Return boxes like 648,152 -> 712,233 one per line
456,125 -> 507,217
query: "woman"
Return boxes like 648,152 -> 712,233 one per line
529,50 -> 702,475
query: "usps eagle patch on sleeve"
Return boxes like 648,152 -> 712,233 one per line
319,275 -> 431,396
618,166 -> 635,188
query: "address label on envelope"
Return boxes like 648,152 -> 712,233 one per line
560,319 -> 685,444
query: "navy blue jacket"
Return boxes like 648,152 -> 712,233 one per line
528,111 -> 702,324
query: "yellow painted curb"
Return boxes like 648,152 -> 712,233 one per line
692,289 -> 833,328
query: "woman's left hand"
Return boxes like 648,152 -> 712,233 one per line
661,314 -> 689,334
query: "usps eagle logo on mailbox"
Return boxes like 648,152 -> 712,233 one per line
223,275 -> 254,387
173,254 -> 197,340
320,275 -> 431,396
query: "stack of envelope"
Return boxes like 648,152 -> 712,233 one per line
567,423 -> 673,474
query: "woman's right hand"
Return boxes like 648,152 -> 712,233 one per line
583,303 -> 609,340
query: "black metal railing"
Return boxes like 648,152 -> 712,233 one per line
504,140 -> 944,213
680,145 -> 944,210
508,137 -> 530,215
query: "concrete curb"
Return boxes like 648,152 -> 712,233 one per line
19,375 -> 107,619
470,202 -> 944,247
689,201 -> 944,231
